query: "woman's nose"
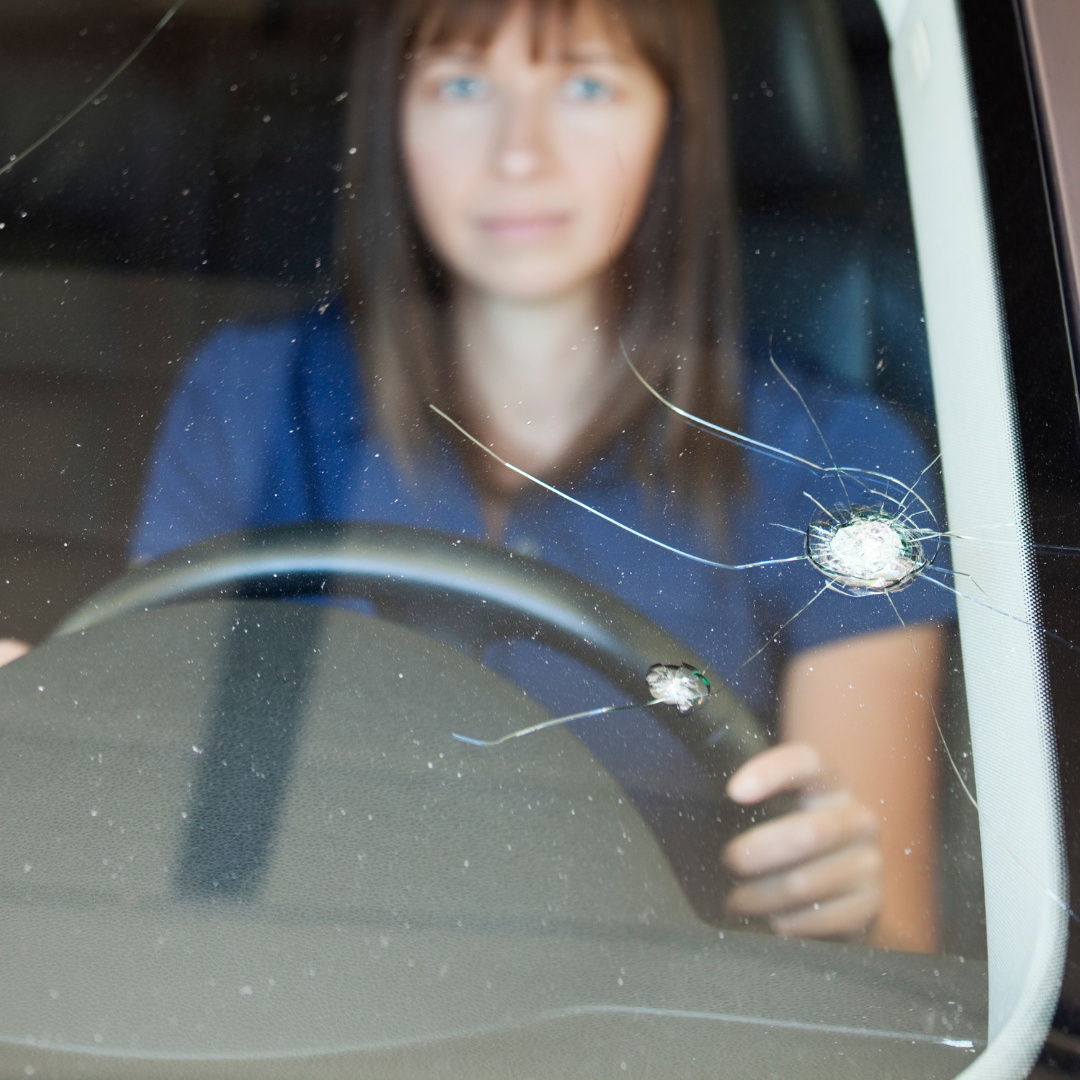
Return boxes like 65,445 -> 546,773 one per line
499,147 -> 539,178
493,91 -> 549,179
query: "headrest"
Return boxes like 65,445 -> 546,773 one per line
720,0 -> 864,195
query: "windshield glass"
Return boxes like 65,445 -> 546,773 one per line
0,1 -> 1066,1076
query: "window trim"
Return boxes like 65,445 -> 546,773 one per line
878,0 -> 1071,1073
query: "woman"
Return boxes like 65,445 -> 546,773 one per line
132,0 -> 949,950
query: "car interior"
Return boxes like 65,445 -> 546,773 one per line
1,0 -> 1075,1076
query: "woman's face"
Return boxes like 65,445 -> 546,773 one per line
401,2 -> 669,303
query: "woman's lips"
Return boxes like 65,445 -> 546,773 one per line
477,213 -> 569,243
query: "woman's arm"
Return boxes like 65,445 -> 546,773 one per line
723,622 -> 944,952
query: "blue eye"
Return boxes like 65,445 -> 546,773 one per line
439,75 -> 488,101
564,75 -> 612,102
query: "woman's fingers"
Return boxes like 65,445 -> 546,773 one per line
723,740 -> 884,938
723,791 -> 878,878
0,639 -> 29,668
726,840 -> 882,918
770,884 -> 882,939
725,741 -> 826,805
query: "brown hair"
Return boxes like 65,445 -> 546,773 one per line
342,0 -> 743,509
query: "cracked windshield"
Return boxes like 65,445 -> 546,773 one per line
0,0 -> 1061,1076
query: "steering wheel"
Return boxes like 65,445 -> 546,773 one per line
55,522 -> 771,783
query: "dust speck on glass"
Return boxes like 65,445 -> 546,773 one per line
0,0 -> 1067,1076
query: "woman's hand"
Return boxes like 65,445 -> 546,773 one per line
723,742 -> 882,939
0,639 -> 29,668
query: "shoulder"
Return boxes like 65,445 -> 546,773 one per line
132,300 -> 360,562
741,338 -> 929,485
159,298 -> 363,455
175,298 -> 355,403
734,338 -> 953,646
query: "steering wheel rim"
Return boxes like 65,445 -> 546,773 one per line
55,522 -> 771,781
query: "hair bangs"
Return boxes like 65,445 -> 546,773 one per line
410,0 -> 632,64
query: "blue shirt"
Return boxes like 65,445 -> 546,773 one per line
133,302 -> 953,783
